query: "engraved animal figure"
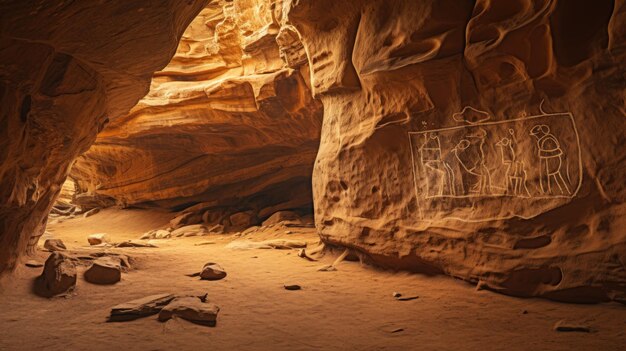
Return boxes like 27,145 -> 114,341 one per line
530,125 -> 571,195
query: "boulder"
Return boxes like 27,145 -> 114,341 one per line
84,257 -> 122,285
158,296 -> 220,327
87,233 -> 109,245
34,252 -> 77,297
262,211 -> 301,226
228,211 -> 256,230
108,294 -> 176,322
43,239 -> 67,252
169,212 -> 202,229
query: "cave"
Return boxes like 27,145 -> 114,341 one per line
1,1 -> 625,350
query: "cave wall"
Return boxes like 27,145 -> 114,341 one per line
285,0 -> 626,302
69,0 -> 322,219
0,0 -> 208,273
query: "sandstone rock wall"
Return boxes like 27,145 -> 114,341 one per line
0,0 -> 208,273
285,0 -> 626,302
70,0 -> 322,220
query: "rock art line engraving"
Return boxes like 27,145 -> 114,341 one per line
408,112 -> 582,222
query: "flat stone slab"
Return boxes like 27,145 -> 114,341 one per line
115,241 -> 158,248
158,296 -> 220,327
25,259 -> 44,268
108,294 -> 176,322
226,239 -> 307,250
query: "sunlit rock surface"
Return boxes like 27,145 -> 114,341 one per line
0,1 -> 208,273
71,1 -> 322,218
285,0 -> 626,302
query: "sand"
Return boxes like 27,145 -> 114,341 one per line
0,208 -> 624,351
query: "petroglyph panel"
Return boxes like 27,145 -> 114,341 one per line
409,113 -> 581,222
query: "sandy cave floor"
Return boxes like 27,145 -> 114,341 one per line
0,208 -> 624,351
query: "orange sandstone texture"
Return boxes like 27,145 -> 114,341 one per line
285,0 -> 626,302
70,1 -> 322,219
0,0 -> 208,274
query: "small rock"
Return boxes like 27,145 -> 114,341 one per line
83,207 -> 101,218
84,257 -> 122,285
87,233 -> 109,246
396,295 -> 419,301
285,230 -> 293,234
317,265 -> 337,272
297,249 -> 317,261
25,259 -> 44,268
553,320 -> 592,333
34,252 -> 76,297
392,292 -> 402,298
186,262 -> 227,280
158,296 -> 220,326
108,294 -> 176,322
284,284 -> 301,291
43,238 -> 66,251
154,229 -> 171,239
140,230 -> 155,240
475,280 -> 488,291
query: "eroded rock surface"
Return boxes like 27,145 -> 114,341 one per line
70,1 -> 323,221
0,1 -> 208,274
285,0 -> 626,302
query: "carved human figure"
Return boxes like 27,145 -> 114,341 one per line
452,128 -> 490,195
419,133 -> 453,196
495,129 -> 530,197
530,124 -> 571,195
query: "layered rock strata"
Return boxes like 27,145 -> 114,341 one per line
70,1 -> 323,222
0,0 -> 208,273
